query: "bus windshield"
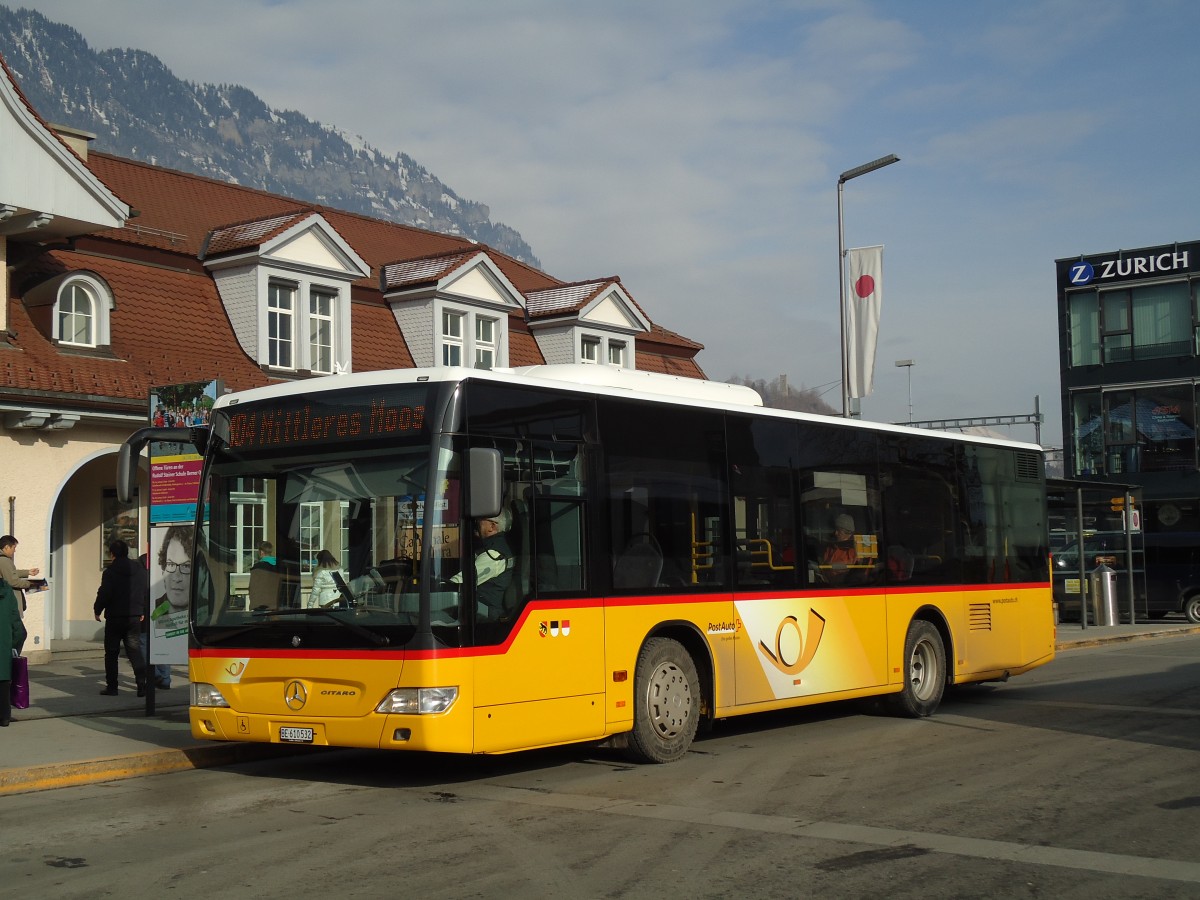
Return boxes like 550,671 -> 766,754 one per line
192,442 -> 451,649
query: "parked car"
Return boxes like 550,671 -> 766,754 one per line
1141,532 -> 1200,623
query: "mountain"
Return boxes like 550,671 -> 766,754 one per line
0,4 -> 540,267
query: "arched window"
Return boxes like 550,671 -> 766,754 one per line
42,274 -> 114,348
58,281 -> 97,346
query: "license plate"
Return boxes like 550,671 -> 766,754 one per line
280,727 -> 314,743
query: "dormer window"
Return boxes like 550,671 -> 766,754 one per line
268,281 -> 296,369
264,280 -> 341,373
438,305 -> 503,369
31,272 -> 115,349
310,287 -> 337,375
576,331 -> 629,368
203,212 -> 368,377
442,311 -> 464,366
475,316 -> 497,369
381,251 -> 521,371
58,281 -> 96,346
526,280 -> 649,370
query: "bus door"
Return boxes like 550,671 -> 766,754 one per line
466,433 -> 606,752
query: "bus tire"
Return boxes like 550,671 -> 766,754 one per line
626,637 -> 701,764
1184,594 -> 1200,624
885,619 -> 946,718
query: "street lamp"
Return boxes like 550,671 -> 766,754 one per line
895,359 -> 914,423
838,153 -> 900,418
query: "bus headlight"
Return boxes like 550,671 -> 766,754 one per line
376,686 -> 458,715
191,683 -> 231,708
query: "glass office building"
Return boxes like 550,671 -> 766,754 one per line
1057,241 -> 1200,621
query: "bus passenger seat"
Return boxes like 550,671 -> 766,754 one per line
613,533 -> 663,589
248,565 -> 282,609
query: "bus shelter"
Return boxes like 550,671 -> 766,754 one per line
1046,479 -> 1145,627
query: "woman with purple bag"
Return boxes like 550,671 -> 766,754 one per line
0,578 -> 27,726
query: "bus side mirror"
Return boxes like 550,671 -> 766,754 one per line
468,448 -> 503,519
117,442 -> 139,505
114,426 -> 202,504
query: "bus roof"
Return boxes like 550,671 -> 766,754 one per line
211,365 -> 1043,453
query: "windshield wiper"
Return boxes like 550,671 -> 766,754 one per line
250,607 -> 391,647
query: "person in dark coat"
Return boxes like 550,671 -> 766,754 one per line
0,579 -> 27,725
93,539 -> 148,697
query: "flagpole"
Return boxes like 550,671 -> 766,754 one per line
837,154 -> 899,418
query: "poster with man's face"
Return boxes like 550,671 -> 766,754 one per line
147,524 -> 193,665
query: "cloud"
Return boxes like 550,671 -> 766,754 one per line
17,0 -> 1200,450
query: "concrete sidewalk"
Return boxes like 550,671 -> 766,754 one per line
2,620 -> 1199,795
0,646 -> 315,796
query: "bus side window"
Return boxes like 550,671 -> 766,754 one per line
601,400 -> 730,593
533,443 -> 589,595
881,435 -> 960,585
727,416 -> 799,590
499,490 -> 531,614
799,473 -> 882,587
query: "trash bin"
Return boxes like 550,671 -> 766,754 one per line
1089,564 -> 1118,626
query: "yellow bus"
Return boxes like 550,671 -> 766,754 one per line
118,365 -> 1055,763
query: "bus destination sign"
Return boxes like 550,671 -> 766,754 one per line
221,387 -> 431,452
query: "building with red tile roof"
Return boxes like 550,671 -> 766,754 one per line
0,53 -> 705,656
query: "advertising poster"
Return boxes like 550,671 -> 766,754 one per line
145,379 -> 218,667
148,523 -> 192,665
149,380 -> 219,524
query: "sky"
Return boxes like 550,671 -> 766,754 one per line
17,0 -> 1200,448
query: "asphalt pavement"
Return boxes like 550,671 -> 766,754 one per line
3,619 -> 1199,796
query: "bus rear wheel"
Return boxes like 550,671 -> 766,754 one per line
885,619 -> 946,718
626,638 -> 700,764
1185,595 -> 1200,624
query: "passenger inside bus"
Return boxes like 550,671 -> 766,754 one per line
818,513 -> 859,583
887,545 -> 914,582
309,550 -> 351,608
247,540 -> 281,609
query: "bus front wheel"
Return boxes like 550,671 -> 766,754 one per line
885,619 -> 946,718
626,638 -> 700,764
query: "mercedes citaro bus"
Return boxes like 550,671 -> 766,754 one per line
118,365 -> 1055,763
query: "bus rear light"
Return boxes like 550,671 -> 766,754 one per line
376,686 -> 458,715
192,683 -> 230,708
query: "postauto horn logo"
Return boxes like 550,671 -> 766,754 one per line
758,608 -> 826,683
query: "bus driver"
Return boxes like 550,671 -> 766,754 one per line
450,509 -> 513,613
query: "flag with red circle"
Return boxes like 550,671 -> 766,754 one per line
846,245 -> 884,398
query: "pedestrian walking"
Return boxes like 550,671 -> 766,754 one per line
93,539 -> 148,697
0,578 -> 26,726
